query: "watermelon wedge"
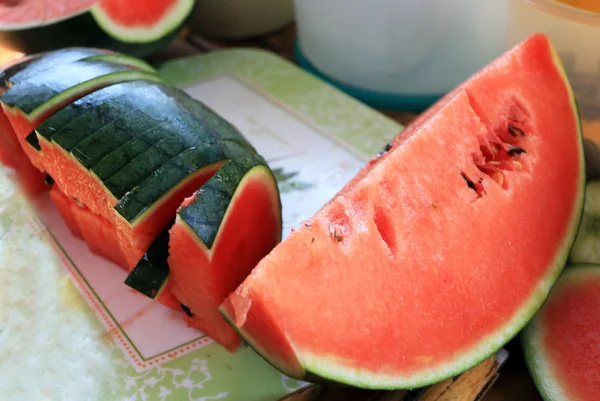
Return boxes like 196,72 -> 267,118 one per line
166,154 -> 282,351
0,0 -> 195,58
219,33 -> 585,388
522,265 -> 600,401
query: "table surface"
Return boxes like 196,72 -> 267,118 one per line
155,24 -> 545,401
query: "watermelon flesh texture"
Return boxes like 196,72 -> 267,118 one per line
0,111 -> 46,197
49,185 -> 83,239
48,184 -> 144,270
168,156 -> 282,352
523,265 -> 600,401
220,34 -> 585,388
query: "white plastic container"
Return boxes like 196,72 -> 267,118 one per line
294,0 -> 508,110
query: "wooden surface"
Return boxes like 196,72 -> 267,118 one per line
155,24 -> 545,401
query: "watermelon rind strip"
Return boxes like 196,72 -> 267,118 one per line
521,265 -> 600,401
90,0 -> 195,43
3,70 -> 165,121
83,54 -> 156,73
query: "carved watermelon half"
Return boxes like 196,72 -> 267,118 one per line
522,265 -> 600,401
0,48 -> 284,352
219,33 -> 585,388
0,0 -> 195,58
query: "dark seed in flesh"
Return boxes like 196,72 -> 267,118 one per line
180,303 -> 194,317
508,125 -> 525,137
507,146 -> 526,156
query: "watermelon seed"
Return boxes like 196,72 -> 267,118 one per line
461,172 -> 485,198
311,238 -> 315,244
180,303 -> 193,317
378,142 -> 393,157
329,224 -> 344,242
508,125 -> 525,137
492,173 -> 505,187
507,146 -> 526,156
462,173 -> 477,191
512,161 -> 523,171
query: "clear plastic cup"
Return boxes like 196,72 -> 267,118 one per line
506,0 -> 600,177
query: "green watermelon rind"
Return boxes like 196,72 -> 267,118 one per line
175,156 -> 282,250
126,156 -> 282,306
1,69 -> 164,121
521,264 -> 600,401
219,41 -> 587,390
90,0 -> 195,43
82,53 -> 156,73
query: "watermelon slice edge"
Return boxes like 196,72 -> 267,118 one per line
218,33 -> 586,389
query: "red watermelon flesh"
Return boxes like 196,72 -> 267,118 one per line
220,34 -> 584,388
0,110 -> 46,197
168,168 -> 282,352
98,0 -> 177,26
0,1 -> 96,27
49,185 -> 83,239
523,266 -> 600,401
49,182 -> 181,309
70,201 -> 129,267
48,183 -> 145,271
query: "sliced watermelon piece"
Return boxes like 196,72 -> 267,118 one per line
0,0 -> 195,58
0,50 -> 111,194
112,140 -> 254,251
124,225 -> 181,310
157,154 -> 282,351
522,265 -> 600,401
30,82 -> 252,255
0,57 -> 162,170
219,34 -> 585,388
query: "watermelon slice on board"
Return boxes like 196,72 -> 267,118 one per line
522,264 -> 600,401
164,153 -> 282,351
219,33 -> 585,388
0,0 -> 195,58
